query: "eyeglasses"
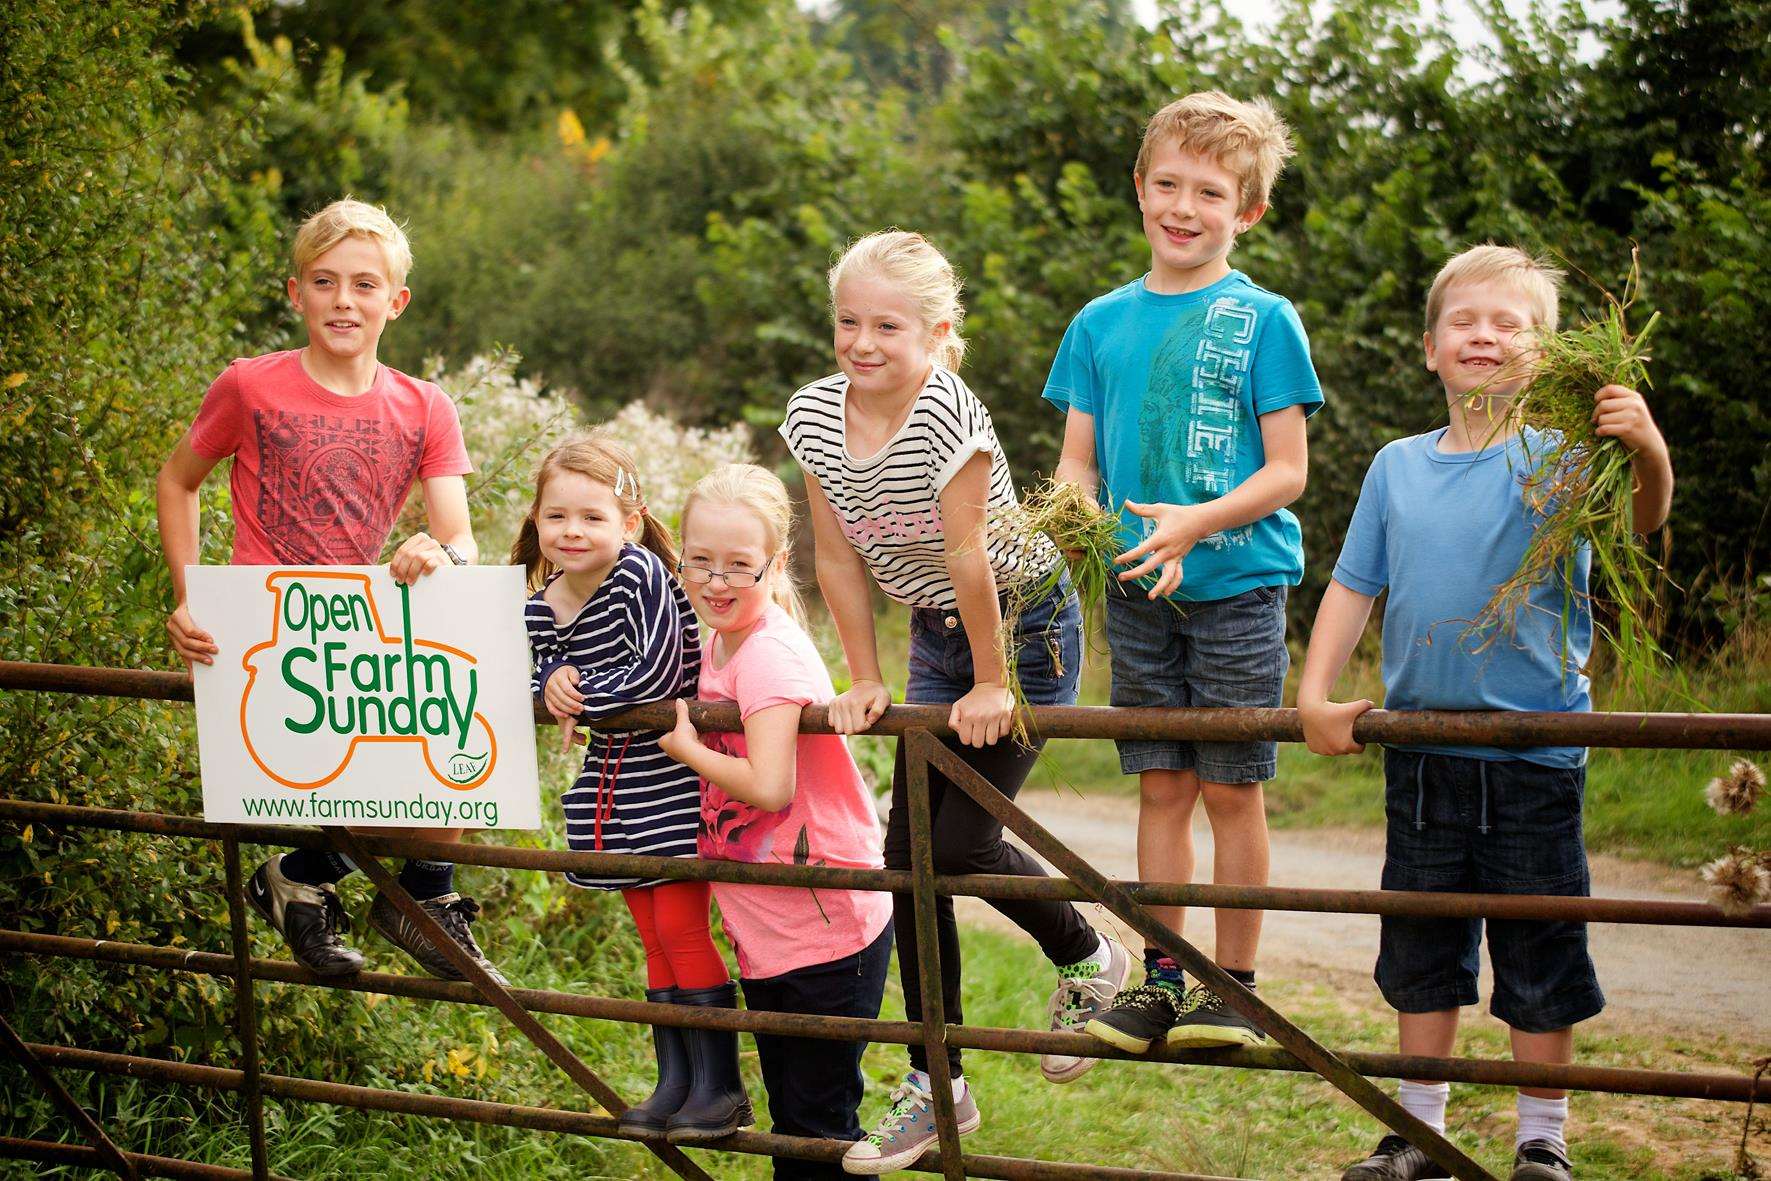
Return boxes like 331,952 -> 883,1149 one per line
677,560 -> 772,589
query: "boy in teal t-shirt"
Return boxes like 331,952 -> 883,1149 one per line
1043,91 -> 1321,1055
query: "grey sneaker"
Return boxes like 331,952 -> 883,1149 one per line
841,1073 -> 980,1175
1041,934 -> 1133,1083
1510,1139 -> 1573,1181
368,891 -> 508,986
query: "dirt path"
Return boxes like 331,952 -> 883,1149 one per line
956,785 -> 1771,1041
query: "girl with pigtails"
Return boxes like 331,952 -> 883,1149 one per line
514,434 -> 750,1144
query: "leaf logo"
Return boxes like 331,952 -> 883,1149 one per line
447,752 -> 490,784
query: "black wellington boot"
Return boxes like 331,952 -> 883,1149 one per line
663,980 -> 754,1144
618,987 -> 692,1138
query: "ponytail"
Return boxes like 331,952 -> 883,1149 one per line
635,509 -> 678,571
510,517 -> 547,592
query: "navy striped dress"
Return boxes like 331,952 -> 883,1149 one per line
525,543 -> 702,889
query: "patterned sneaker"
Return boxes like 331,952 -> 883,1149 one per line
1510,1140 -> 1573,1181
245,854 -> 364,977
1341,1134 -> 1449,1180
1082,981 -> 1194,1053
841,1073 -> 981,1175
1165,982 -> 1267,1048
1041,934 -> 1133,1082
368,891 -> 508,986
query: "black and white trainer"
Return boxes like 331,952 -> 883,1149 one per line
1082,981 -> 1194,1053
368,891 -> 508,986
245,853 -> 364,977
1165,982 -> 1267,1048
1510,1139 -> 1573,1181
1341,1134 -> 1450,1180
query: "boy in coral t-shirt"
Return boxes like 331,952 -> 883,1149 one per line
156,199 -> 503,985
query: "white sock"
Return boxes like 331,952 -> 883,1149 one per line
907,1070 -> 967,1100
1398,1081 -> 1450,1134
1516,1094 -> 1568,1156
1083,933 -> 1112,972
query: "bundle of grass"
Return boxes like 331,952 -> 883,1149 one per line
1471,258 -> 1666,680
1700,847 -> 1771,917
986,479 -> 1124,743
1706,758 -> 1767,817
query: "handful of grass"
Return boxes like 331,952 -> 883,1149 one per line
1473,262 -> 1665,679
988,479 -> 1124,743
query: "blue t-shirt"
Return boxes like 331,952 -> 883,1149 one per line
1042,270 -> 1324,602
1333,427 -> 1593,767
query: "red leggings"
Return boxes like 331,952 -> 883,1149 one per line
622,881 -> 727,990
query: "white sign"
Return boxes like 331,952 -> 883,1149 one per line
188,565 -> 541,829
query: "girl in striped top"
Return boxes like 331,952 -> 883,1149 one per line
514,435 -> 751,1144
781,232 -> 1128,1176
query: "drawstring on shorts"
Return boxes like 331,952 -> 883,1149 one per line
1412,756 -> 1494,834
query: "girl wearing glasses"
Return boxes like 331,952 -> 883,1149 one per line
659,463 -> 893,1181
514,434 -> 751,1145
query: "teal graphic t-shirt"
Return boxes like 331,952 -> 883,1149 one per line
1042,271 -> 1323,602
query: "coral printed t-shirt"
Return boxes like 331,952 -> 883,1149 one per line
188,349 -> 471,565
696,603 -> 892,981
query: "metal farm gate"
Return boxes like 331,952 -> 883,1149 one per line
1,660 -> 1767,1180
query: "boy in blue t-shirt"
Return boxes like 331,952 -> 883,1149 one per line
1043,91 -> 1322,1054
1299,244 -> 1673,1181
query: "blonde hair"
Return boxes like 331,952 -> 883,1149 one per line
828,230 -> 967,371
291,198 -> 414,287
1425,244 -> 1563,333
1135,91 -> 1295,213
510,433 -> 677,591
680,464 -> 807,626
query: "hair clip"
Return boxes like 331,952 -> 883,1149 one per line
613,469 -> 640,499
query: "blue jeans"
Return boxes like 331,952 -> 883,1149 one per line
1376,749 -> 1605,1033
741,927 -> 893,1179
1104,584 -> 1290,783
885,576 -> 1095,1075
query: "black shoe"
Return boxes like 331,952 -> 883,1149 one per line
1165,983 -> 1267,1048
664,981 -> 754,1144
368,891 -> 508,986
618,987 -> 692,1138
1082,981 -> 1192,1053
246,854 -> 364,977
1510,1140 -> 1573,1181
1341,1135 -> 1450,1180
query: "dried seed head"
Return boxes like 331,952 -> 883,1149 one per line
1701,850 -> 1770,917
1704,758 -> 1766,817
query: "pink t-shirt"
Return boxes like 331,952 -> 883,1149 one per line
696,603 -> 893,981
188,349 -> 472,565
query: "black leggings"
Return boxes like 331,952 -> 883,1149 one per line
882,733 -> 1098,1076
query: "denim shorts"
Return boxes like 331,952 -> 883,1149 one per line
1103,584 -> 1289,783
907,574 -> 1083,708
1376,749 -> 1605,1034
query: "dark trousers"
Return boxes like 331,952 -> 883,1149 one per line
741,926 -> 893,1180
882,734 -> 1099,1076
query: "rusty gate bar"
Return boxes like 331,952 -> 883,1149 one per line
6,798 -> 1766,928
22,1043 -> 1242,1181
917,736 -> 1496,1181
0,1137 -> 297,1181
0,1015 -> 141,1179
906,732 -> 967,1181
4,927 -> 1762,1101
220,836 -> 270,1181
321,827 -> 717,1181
6,660 -> 1771,749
